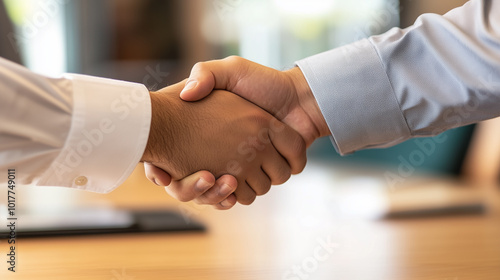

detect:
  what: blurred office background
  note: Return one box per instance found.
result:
[3,0,490,181]
[3,3,500,278]
[3,6,500,275]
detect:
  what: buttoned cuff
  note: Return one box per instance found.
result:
[296,39,411,155]
[36,74,151,193]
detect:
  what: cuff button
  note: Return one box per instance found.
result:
[75,176,88,186]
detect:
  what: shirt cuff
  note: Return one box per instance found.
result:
[36,74,151,193]
[296,38,411,155]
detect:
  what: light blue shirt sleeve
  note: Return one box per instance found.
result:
[296,0,500,155]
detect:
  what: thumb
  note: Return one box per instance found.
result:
[144,162,173,186]
[180,56,246,101]
[180,62,217,101]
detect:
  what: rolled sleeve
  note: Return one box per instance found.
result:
[296,39,411,155]
[36,74,151,193]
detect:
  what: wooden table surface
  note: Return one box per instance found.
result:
[2,162,500,280]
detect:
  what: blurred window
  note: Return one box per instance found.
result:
[4,0,67,76]
[203,0,398,68]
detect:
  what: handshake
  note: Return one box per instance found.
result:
[141,57,330,209]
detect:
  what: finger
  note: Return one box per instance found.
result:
[180,56,246,101]
[261,150,292,186]
[180,63,216,101]
[144,162,172,186]
[233,180,257,205]
[269,123,307,174]
[164,171,216,202]
[193,174,237,205]
[245,168,272,196]
[213,194,237,210]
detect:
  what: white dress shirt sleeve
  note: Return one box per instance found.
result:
[296,0,500,155]
[0,57,151,193]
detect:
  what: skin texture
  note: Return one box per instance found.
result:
[142,81,306,206]
[144,162,239,210]
[180,56,330,146]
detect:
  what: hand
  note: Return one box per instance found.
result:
[146,57,326,209]
[144,163,238,210]
[179,56,331,147]
[141,80,306,205]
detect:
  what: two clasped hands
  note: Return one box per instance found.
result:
[140,57,330,210]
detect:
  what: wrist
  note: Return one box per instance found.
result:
[141,91,175,163]
[285,67,330,140]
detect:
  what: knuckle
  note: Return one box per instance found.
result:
[192,61,205,70]
[255,183,271,196]
[297,137,307,157]
[237,194,256,205]
[214,204,231,210]
[192,196,209,205]
[293,134,307,157]
[296,156,307,174]
[202,195,222,205]
[291,137,307,174]
[292,156,307,175]
[192,61,211,75]
[176,193,193,203]
[273,165,291,185]
[277,172,292,185]
[224,55,242,65]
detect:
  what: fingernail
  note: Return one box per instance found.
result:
[152,177,159,186]
[220,199,233,208]
[181,80,197,95]
[218,184,233,197]
[195,178,211,193]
